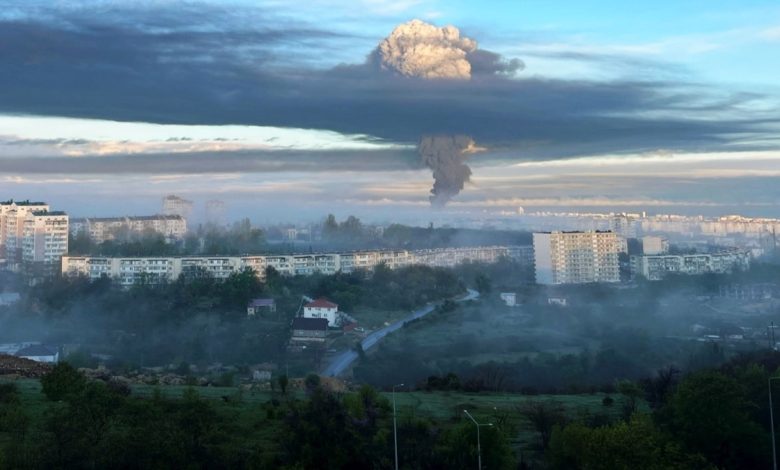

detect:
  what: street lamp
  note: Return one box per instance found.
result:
[393,383,404,470]
[770,377,780,470]
[464,409,493,470]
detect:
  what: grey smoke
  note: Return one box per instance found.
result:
[419,135,479,207]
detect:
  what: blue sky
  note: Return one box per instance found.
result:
[0,0,779,221]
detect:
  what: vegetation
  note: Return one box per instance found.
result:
[3,350,780,468]
[1,263,462,369]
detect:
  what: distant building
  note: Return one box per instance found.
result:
[62,245,530,286]
[303,298,339,327]
[247,298,276,316]
[499,292,517,307]
[610,214,639,239]
[162,195,193,219]
[1,200,50,269]
[0,292,21,307]
[547,297,569,307]
[71,215,187,243]
[641,236,669,255]
[15,344,59,363]
[290,318,329,344]
[532,231,622,285]
[630,249,751,281]
[22,211,69,274]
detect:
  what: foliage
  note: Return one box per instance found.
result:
[40,362,87,401]
[548,414,705,470]
[520,400,568,449]
[660,370,767,469]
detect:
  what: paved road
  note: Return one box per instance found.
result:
[322,288,479,377]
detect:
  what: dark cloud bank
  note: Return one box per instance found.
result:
[0,3,778,205]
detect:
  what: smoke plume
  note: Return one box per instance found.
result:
[375,19,477,80]
[373,19,524,80]
[419,135,481,207]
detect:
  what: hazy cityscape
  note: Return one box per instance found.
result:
[3,1,780,469]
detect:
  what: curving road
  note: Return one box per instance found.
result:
[322,288,479,377]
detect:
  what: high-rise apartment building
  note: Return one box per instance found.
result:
[162,195,193,219]
[533,231,622,285]
[22,211,69,272]
[1,200,51,268]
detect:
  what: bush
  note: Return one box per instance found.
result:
[40,362,87,401]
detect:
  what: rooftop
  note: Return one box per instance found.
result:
[291,317,328,331]
[248,298,275,308]
[15,345,58,357]
[305,298,338,309]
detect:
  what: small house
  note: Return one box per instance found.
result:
[291,318,329,343]
[303,298,338,327]
[547,297,568,307]
[247,298,276,316]
[15,344,59,363]
[500,292,517,307]
[0,293,20,307]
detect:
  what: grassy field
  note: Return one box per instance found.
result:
[2,377,628,460]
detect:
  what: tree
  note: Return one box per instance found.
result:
[548,414,703,470]
[277,374,289,396]
[661,371,767,469]
[436,421,515,470]
[616,380,643,420]
[520,400,568,449]
[475,272,492,294]
[40,362,87,401]
[322,214,339,239]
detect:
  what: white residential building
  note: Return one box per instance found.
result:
[162,195,193,219]
[22,211,69,271]
[532,231,622,285]
[1,200,50,267]
[303,298,339,327]
[61,245,532,286]
[641,236,669,255]
[71,215,187,243]
[630,250,751,281]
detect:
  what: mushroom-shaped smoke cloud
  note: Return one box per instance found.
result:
[419,135,483,207]
[375,19,523,80]
[376,20,519,206]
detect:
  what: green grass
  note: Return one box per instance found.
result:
[351,307,409,330]
[2,377,631,462]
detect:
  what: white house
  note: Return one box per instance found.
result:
[0,292,21,307]
[15,344,59,363]
[303,298,339,327]
[500,292,517,307]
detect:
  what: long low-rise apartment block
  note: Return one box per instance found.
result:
[62,245,533,286]
[630,249,751,281]
[70,215,187,243]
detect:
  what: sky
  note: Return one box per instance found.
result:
[1,0,779,222]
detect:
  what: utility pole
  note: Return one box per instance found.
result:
[769,377,780,470]
[392,383,404,470]
[464,409,493,470]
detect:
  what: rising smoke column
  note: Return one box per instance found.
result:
[419,135,481,207]
[375,20,517,206]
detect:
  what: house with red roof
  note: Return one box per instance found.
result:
[303,298,339,327]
